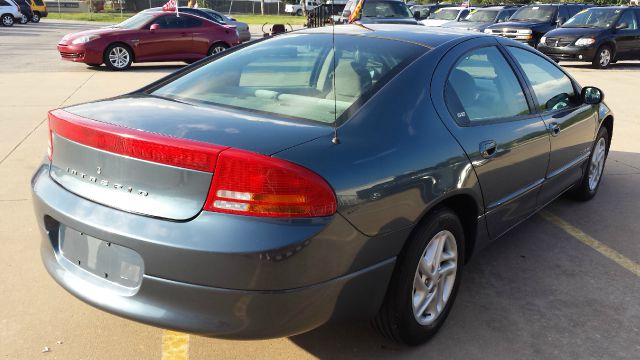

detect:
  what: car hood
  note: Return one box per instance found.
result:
[443,21,490,31]
[487,20,546,30]
[59,27,128,44]
[359,17,418,25]
[62,95,334,156]
[420,19,454,27]
[545,27,605,38]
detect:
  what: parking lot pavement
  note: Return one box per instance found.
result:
[1,20,639,359]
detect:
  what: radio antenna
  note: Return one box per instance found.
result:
[331,0,340,144]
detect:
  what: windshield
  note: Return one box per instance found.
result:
[429,8,460,21]
[563,8,621,29]
[113,13,155,29]
[361,1,413,19]
[152,34,424,124]
[462,9,498,22]
[510,6,555,22]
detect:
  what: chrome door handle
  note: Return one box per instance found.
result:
[479,140,497,159]
[549,122,561,136]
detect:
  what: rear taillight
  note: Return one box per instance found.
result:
[47,122,53,161]
[204,149,336,218]
[48,109,336,218]
[48,110,226,172]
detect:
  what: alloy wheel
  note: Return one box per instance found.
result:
[108,46,130,69]
[411,230,458,326]
[32,14,39,22]
[210,46,226,55]
[599,49,611,68]
[588,137,607,191]
[2,15,13,26]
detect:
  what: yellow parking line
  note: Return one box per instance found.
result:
[540,210,640,277]
[161,331,189,360]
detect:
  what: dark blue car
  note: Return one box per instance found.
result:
[32,25,613,345]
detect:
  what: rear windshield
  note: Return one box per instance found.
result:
[463,9,498,22]
[429,8,460,21]
[511,6,556,22]
[361,1,413,19]
[152,34,425,124]
[563,8,622,29]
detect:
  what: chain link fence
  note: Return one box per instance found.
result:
[44,0,290,15]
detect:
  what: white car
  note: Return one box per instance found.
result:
[420,6,474,27]
[285,0,321,16]
[0,0,25,27]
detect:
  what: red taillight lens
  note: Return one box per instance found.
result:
[204,149,337,218]
[48,110,227,172]
[47,122,53,161]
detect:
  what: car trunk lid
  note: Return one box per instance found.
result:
[48,95,333,220]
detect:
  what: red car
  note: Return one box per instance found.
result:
[57,11,240,70]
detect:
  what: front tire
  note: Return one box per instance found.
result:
[374,208,465,345]
[592,45,613,69]
[31,12,40,22]
[103,44,133,71]
[569,127,609,201]
[19,15,28,24]
[296,9,303,16]
[1,14,14,27]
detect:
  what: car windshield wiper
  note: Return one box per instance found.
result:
[564,24,595,28]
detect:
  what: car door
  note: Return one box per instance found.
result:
[504,44,599,207]
[136,15,193,61]
[186,15,210,57]
[431,37,550,239]
[613,10,639,59]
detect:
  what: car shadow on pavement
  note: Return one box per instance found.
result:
[89,64,186,73]
[288,151,640,360]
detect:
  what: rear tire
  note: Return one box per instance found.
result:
[207,42,229,56]
[103,44,133,71]
[374,207,465,345]
[592,45,613,69]
[569,127,609,201]
[296,9,303,16]
[19,15,28,24]
[1,14,14,27]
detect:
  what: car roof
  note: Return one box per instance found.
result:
[297,24,485,49]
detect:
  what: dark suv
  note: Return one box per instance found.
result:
[484,4,590,47]
[538,7,640,69]
[342,0,419,25]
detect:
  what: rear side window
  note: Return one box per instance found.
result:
[445,46,530,125]
[33,0,43,5]
[152,34,425,124]
[0,0,10,5]
[183,16,202,28]
[508,47,578,113]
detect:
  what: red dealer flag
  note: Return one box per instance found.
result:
[162,0,179,16]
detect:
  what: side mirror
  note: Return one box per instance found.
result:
[413,11,421,20]
[342,9,351,18]
[616,22,628,30]
[150,23,160,31]
[556,16,566,26]
[582,86,604,104]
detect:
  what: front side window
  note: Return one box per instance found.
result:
[617,10,638,30]
[152,34,425,124]
[508,47,578,113]
[445,46,530,124]
[33,0,44,5]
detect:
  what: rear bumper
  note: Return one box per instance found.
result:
[57,43,103,64]
[31,163,396,338]
[538,44,597,62]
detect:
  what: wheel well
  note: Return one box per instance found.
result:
[33,11,40,15]
[104,42,135,62]
[600,42,616,57]
[601,115,613,146]
[409,194,479,264]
